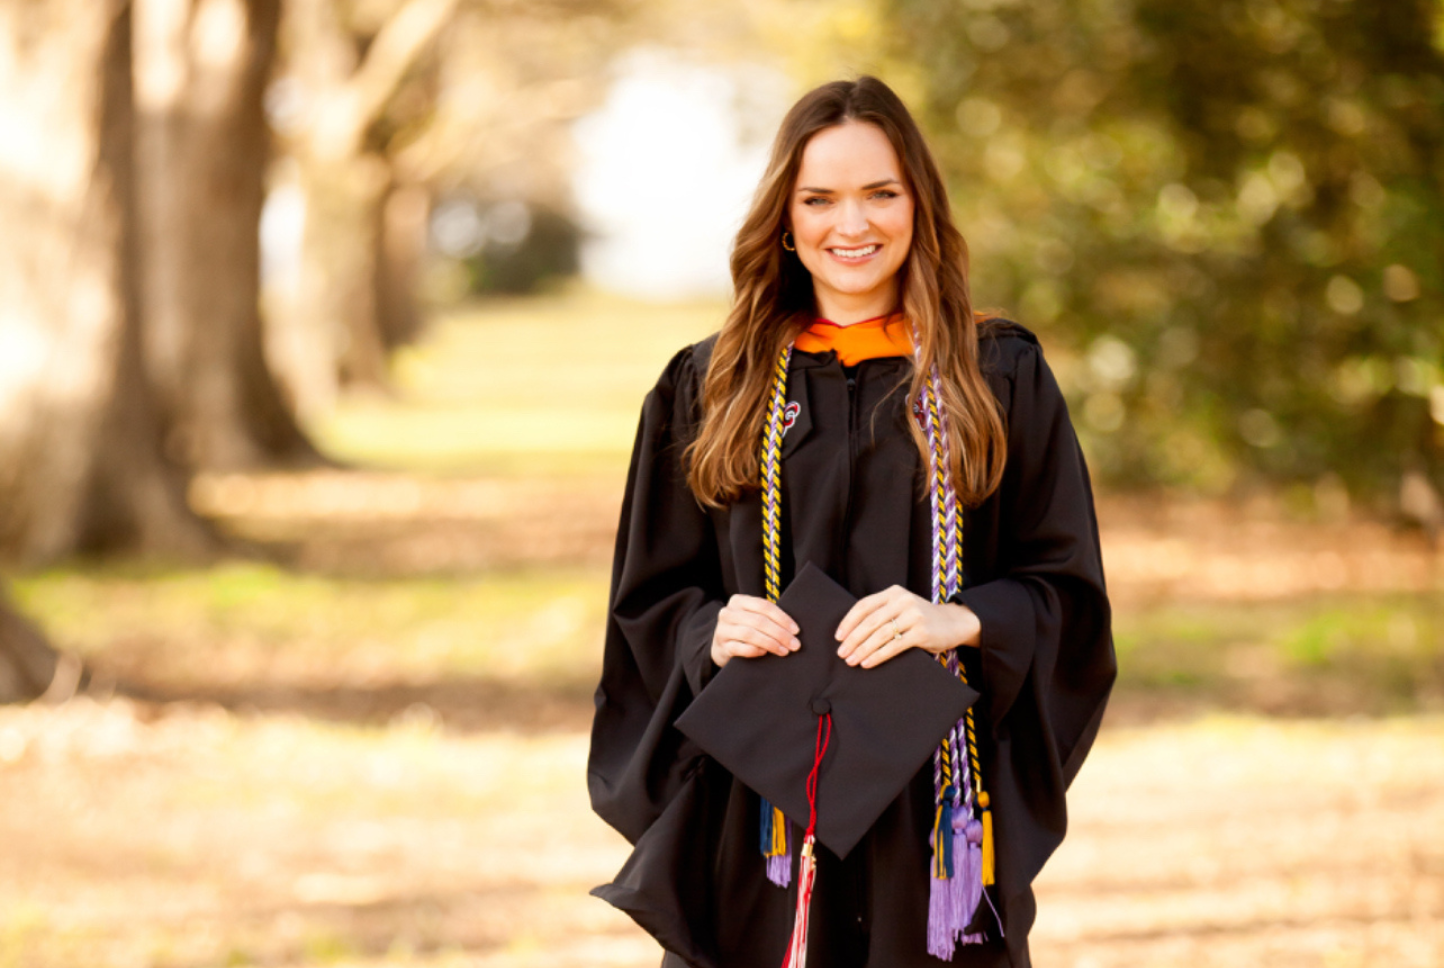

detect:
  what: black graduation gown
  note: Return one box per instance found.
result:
[587,320,1116,968]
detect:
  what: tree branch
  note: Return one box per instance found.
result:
[312,0,460,161]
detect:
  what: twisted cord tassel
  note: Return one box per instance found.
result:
[919,364,1001,957]
[759,345,794,887]
[932,367,995,890]
[781,712,832,968]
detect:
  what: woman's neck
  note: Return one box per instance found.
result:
[814,305,900,326]
[812,287,900,326]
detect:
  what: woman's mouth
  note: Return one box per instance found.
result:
[828,244,880,261]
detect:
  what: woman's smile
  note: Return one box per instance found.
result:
[827,243,881,261]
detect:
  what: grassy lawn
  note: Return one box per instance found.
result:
[312,289,726,477]
[10,564,1441,722]
[1111,592,1444,716]
[11,562,607,689]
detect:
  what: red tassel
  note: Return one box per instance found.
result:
[780,712,831,968]
[782,836,817,968]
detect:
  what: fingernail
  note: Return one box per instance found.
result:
[791,638,801,650]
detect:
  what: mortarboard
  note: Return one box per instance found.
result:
[675,561,980,861]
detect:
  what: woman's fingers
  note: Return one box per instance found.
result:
[725,641,772,660]
[723,621,791,655]
[733,595,802,647]
[713,594,801,664]
[835,588,890,641]
[728,595,800,641]
[855,629,915,669]
[836,586,910,659]
[843,612,907,667]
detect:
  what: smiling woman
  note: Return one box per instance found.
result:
[787,122,915,323]
[588,76,1115,968]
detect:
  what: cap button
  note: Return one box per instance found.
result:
[810,698,831,715]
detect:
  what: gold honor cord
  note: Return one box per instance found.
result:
[758,345,794,881]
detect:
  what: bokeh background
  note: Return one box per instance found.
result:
[1,1,1443,966]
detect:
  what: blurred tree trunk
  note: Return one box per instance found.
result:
[134,0,320,471]
[270,0,455,419]
[0,0,215,563]
[0,592,60,704]
[299,152,392,395]
[376,179,430,349]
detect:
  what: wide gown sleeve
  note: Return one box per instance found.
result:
[588,345,727,845]
[951,337,1117,897]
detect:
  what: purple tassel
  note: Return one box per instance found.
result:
[950,814,972,928]
[927,803,968,959]
[927,870,952,958]
[961,817,983,926]
[929,813,995,959]
[767,849,792,888]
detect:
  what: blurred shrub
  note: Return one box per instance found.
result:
[429,198,582,298]
[886,0,1444,511]
[465,206,582,295]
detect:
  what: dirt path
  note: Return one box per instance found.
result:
[1,700,1439,968]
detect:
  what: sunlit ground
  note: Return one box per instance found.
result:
[4,288,1442,967]
[1,701,1439,968]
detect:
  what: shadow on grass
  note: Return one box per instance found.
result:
[110,673,596,734]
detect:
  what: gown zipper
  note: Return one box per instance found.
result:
[839,366,860,588]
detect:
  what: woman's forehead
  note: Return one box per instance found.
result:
[794,122,904,191]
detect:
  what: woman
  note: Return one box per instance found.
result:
[588,76,1114,968]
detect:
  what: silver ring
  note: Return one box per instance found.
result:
[890,618,903,640]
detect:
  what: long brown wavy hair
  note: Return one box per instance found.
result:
[685,76,1008,509]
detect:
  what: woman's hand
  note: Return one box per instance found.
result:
[835,586,981,669]
[711,594,801,668]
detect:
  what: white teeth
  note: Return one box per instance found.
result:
[831,245,879,258]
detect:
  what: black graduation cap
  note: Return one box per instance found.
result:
[675,561,979,860]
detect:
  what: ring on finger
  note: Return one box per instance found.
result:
[889,617,904,640]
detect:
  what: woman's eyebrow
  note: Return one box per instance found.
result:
[795,178,902,194]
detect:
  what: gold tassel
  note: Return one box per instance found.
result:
[979,791,995,886]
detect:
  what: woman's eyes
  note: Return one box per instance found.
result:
[801,190,900,206]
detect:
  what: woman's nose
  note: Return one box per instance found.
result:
[835,199,869,236]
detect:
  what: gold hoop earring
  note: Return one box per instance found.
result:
[781,230,796,252]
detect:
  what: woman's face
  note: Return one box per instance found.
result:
[787,121,915,324]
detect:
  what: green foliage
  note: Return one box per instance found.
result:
[463,207,583,296]
[1112,592,1443,712]
[884,0,1444,504]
